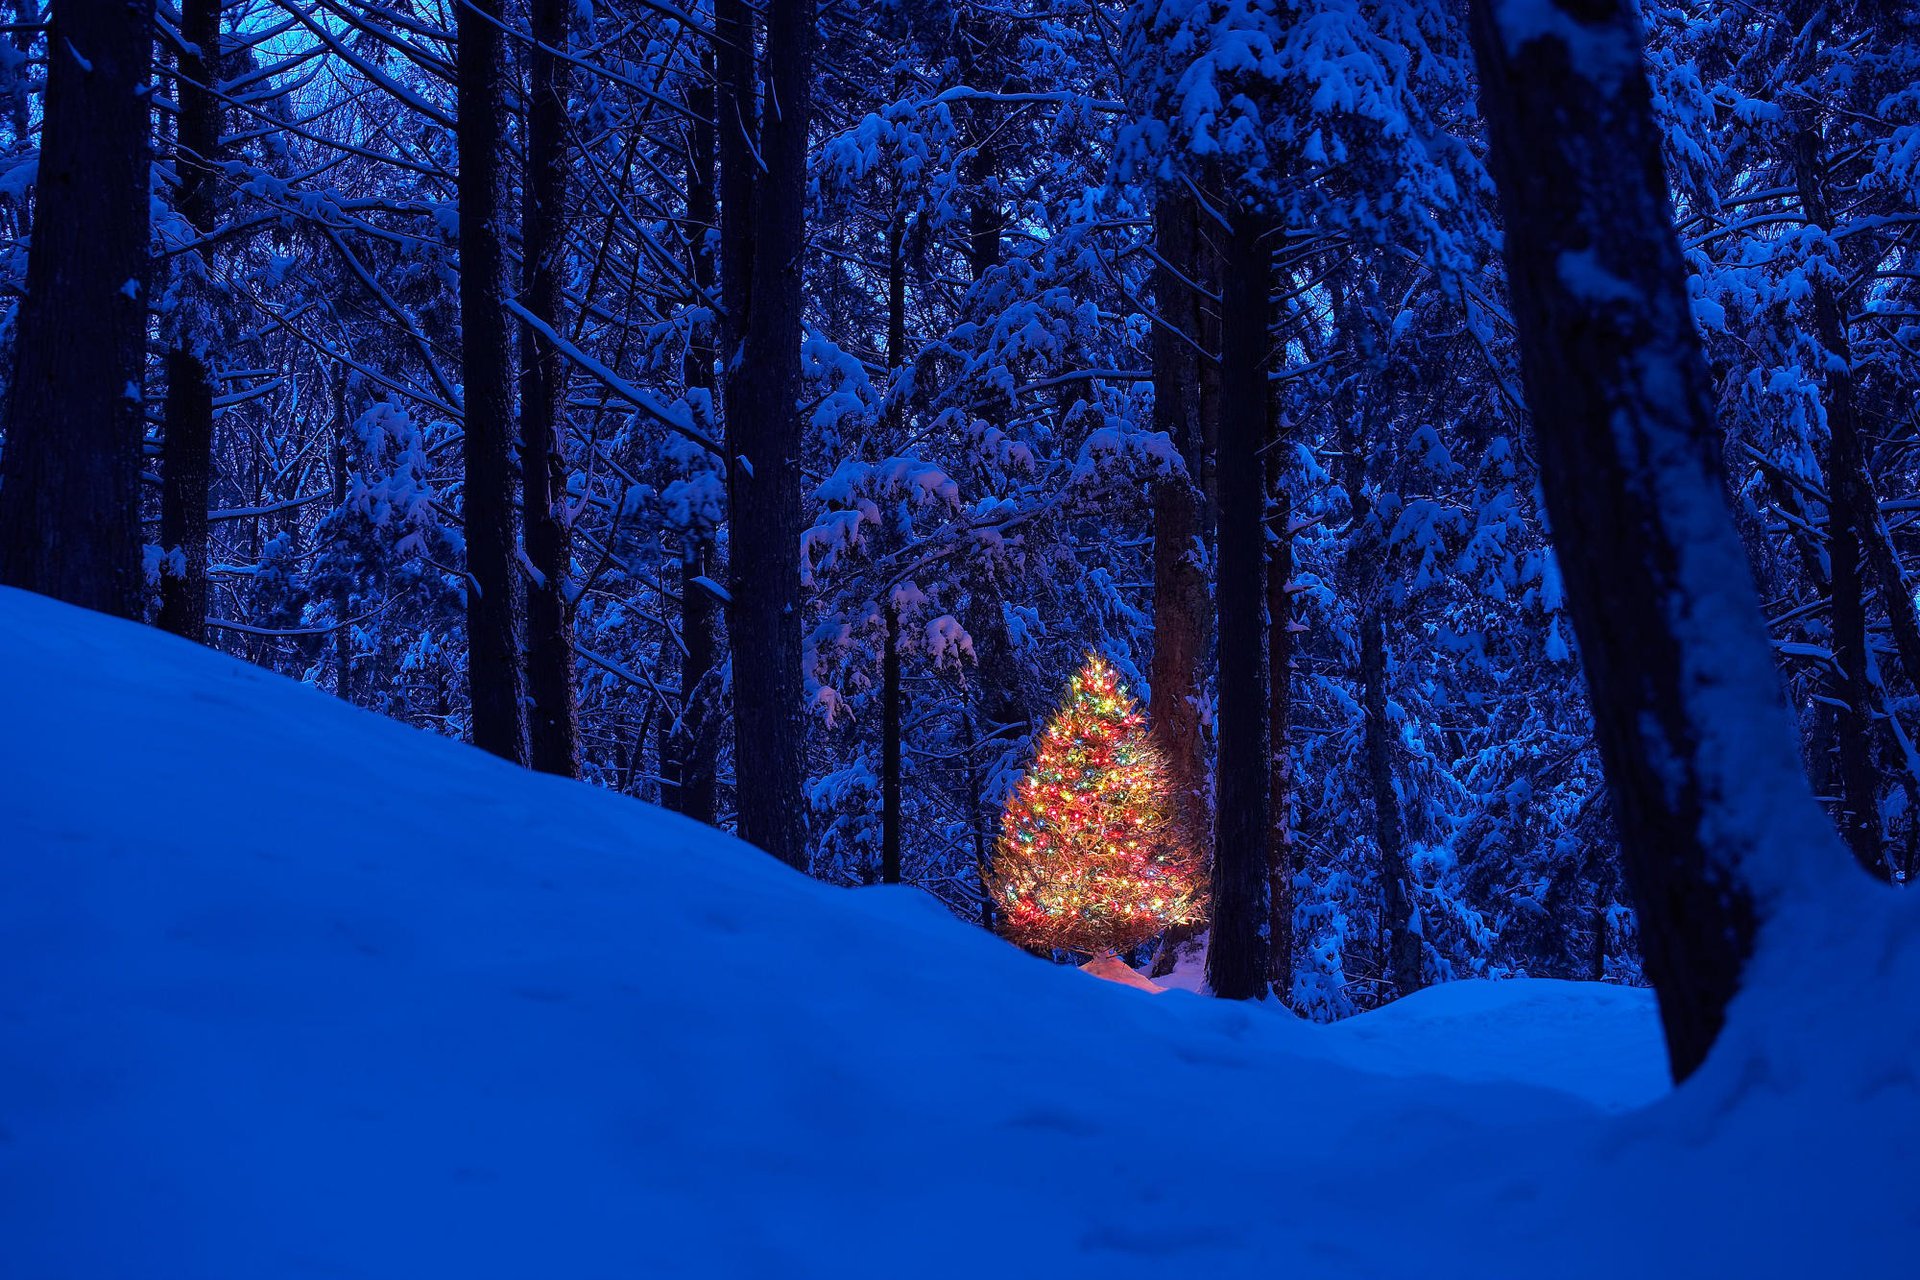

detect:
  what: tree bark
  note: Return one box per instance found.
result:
[456,0,530,764]
[1205,209,1272,1001]
[0,0,154,619]
[156,0,221,643]
[1468,0,1853,1080]
[663,61,722,825]
[714,0,755,341]
[724,0,812,869]
[331,375,353,700]
[1361,605,1422,995]
[1148,189,1213,978]
[1826,456,1879,870]
[520,0,580,777]
[1266,465,1297,1001]
[1791,124,1895,878]
[881,600,903,884]
[1148,190,1211,846]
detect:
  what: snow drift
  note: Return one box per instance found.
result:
[1,587,1915,1277]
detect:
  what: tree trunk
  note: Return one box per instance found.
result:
[0,0,154,618]
[331,376,353,700]
[881,600,903,884]
[876,197,911,885]
[520,0,579,778]
[661,54,722,825]
[1266,467,1297,1001]
[156,0,220,643]
[1469,0,1854,1080]
[1148,189,1212,978]
[1790,125,1896,878]
[1361,605,1422,995]
[1205,210,1271,1001]
[724,0,812,869]
[714,0,755,340]
[1148,190,1211,845]
[1827,464,1880,870]
[456,0,530,765]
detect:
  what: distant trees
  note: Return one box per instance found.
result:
[6,0,1915,1021]
[0,0,154,618]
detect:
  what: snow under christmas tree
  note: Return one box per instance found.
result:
[990,654,1206,956]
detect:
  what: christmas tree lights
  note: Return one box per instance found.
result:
[989,654,1206,955]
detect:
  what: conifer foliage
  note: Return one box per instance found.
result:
[991,655,1206,955]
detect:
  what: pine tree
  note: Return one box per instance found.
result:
[991,655,1206,955]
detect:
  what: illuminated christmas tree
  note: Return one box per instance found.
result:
[990,654,1206,955]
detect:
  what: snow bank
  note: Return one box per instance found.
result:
[1,588,1914,1277]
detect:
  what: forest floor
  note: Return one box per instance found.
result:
[2,585,1916,1278]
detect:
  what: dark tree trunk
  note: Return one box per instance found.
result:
[1469,0,1854,1080]
[881,601,903,884]
[456,0,530,765]
[724,0,812,869]
[886,206,908,388]
[714,0,755,341]
[1266,466,1297,1002]
[1827,467,1879,870]
[663,61,722,825]
[1361,605,1422,995]
[962,682,995,930]
[159,351,213,641]
[520,0,580,778]
[1148,190,1211,843]
[0,0,154,618]
[157,0,220,643]
[1791,126,1894,878]
[1148,189,1212,978]
[1205,210,1272,1001]
[876,199,910,884]
[959,85,1025,891]
[331,376,353,700]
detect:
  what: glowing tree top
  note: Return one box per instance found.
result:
[990,654,1206,955]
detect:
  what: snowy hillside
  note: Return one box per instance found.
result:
[2,587,1915,1278]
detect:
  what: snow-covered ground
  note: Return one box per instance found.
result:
[2,587,1915,1278]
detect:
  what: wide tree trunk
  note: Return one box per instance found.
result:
[1469,0,1855,1080]
[1205,210,1272,1001]
[1148,190,1211,847]
[1148,189,1213,978]
[156,0,221,643]
[0,0,154,618]
[456,0,530,764]
[723,0,812,870]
